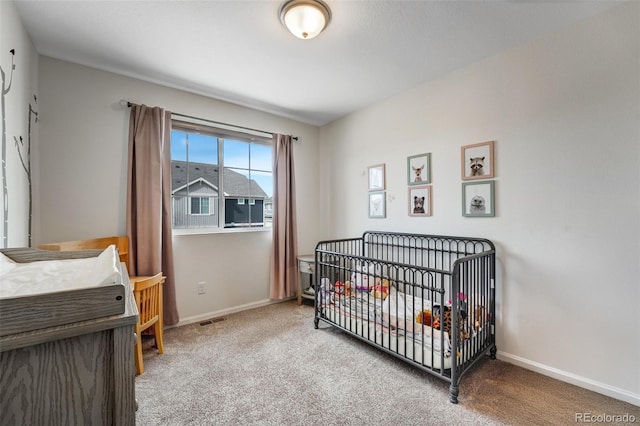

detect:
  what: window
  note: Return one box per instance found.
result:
[189,197,211,215]
[171,121,273,231]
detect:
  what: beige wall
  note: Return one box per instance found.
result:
[0,0,39,248]
[36,57,321,323]
[319,3,639,405]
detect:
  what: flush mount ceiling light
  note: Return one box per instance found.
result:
[279,0,332,40]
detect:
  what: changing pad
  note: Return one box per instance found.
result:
[0,246,125,337]
[0,245,120,299]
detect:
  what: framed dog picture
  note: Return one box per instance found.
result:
[407,153,431,185]
[462,181,495,217]
[368,191,386,218]
[368,164,386,191]
[461,141,494,180]
[408,185,431,217]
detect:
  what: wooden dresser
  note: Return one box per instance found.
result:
[0,261,138,426]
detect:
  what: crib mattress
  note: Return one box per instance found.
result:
[322,305,454,370]
[0,248,126,337]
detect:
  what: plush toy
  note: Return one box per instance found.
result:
[369,277,390,299]
[447,293,488,333]
[433,305,470,344]
[319,278,331,304]
[446,292,474,336]
[344,281,352,297]
[350,273,365,289]
[350,272,370,290]
[448,292,468,312]
[415,309,432,326]
[471,305,486,331]
[351,262,377,290]
[334,280,352,297]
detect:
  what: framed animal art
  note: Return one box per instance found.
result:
[368,163,386,191]
[407,153,431,185]
[461,141,494,180]
[462,181,495,217]
[368,191,386,218]
[408,185,432,217]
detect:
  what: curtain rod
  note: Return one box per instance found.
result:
[121,100,298,141]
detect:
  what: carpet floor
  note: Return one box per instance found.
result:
[135,301,639,425]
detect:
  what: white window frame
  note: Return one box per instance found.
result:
[171,120,273,235]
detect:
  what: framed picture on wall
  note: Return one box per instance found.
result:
[368,164,386,191]
[408,185,431,216]
[407,153,431,185]
[368,191,386,218]
[462,181,495,217]
[461,141,494,180]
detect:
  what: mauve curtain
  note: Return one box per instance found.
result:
[269,134,298,300]
[126,104,179,325]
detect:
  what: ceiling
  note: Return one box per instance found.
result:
[14,1,620,127]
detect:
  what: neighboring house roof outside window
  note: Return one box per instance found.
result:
[171,160,267,199]
[173,177,219,196]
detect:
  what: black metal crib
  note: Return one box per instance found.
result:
[314,231,497,403]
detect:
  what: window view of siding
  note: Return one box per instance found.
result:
[171,123,273,230]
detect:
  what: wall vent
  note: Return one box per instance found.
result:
[199,317,226,326]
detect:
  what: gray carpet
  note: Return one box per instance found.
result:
[135,301,639,425]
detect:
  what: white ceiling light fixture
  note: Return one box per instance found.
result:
[279,0,332,40]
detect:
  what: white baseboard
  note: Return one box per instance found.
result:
[171,297,295,328]
[498,351,640,407]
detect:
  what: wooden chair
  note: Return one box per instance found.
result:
[38,236,130,271]
[39,236,165,374]
[132,273,165,375]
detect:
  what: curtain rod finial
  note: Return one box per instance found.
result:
[119,99,131,108]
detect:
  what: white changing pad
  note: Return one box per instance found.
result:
[0,245,121,299]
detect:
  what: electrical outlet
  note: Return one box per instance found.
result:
[197,281,206,294]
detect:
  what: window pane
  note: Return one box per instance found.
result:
[224,139,249,169]
[224,168,250,228]
[188,134,218,165]
[250,144,272,172]
[171,130,188,161]
[191,197,201,214]
[171,132,219,229]
[252,170,273,228]
[251,170,273,199]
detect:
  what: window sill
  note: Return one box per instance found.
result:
[172,227,272,236]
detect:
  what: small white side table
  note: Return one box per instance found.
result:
[297,254,315,305]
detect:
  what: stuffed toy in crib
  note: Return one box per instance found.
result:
[319,278,331,304]
[333,280,352,297]
[432,305,471,345]
[350,262,377,290]
[471,305,487,331]
[370,277,390,299]
[416,309,433,326]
